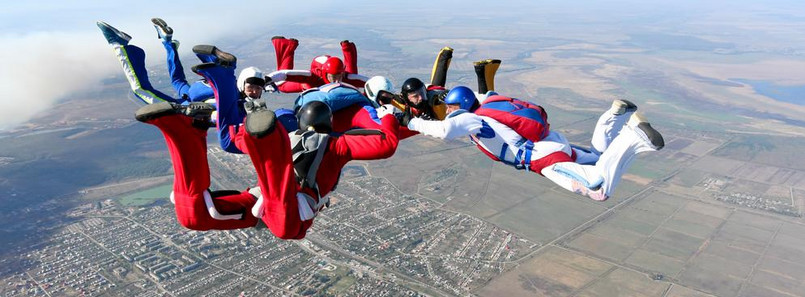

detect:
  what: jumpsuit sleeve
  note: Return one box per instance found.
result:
[334,115,400,160]
[407,113,483,140]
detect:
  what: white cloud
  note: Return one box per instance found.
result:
[0,1,331,131]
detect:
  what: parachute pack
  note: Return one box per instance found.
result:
[293,82,375,113]
[474,95,550,142]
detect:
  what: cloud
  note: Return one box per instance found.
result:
[0,1,331,131]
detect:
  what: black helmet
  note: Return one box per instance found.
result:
[297,101,333,133]
[400,77,427,108]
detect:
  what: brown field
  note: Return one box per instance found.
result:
[680,139,722,157]
[576,268,669,297]
[689,155,745,175]
[477,247,612,297]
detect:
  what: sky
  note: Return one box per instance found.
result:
[0,1,339,131]
[1,0,803,131]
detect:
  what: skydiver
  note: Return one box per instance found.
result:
[97,20,284,154]
[266,37,368,93]
[393,48,502,121]
[405,86,664,201]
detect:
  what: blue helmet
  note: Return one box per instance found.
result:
[443,86,477,111]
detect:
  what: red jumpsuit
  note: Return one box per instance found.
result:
[142,103,399,238]
[270,37,367,93]
[233,108,399,239]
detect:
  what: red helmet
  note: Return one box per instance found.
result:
[323,56,344,75]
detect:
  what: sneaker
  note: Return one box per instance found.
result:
[628,112,664,150]
[134,101,215,123]
[245,107,277,138]
[340,40,354,47]
[271,35,285,41]
[96,21,131,45]
[171,39,180,50]
[192,45,236,67]
[151,18,173,41]
[611,99,637,115]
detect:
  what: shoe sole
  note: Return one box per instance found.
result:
[628,113,665,150]
[636,122,665,150]
[150,18,173,35]
[245,110,277,138]
[183,102,216,117]
[96,21,132,43]
[135,102,176,122]
[190,62,218,74]
[192,45,237,66]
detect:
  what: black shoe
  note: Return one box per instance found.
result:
[628,112,664,150]
[135,102,178,123]
[135,102,216,123]
[191,62,218,75]
[192,45,236,67]
[244,101,276,138]
[271,35,285,40]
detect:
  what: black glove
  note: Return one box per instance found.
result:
[396,106,413,127]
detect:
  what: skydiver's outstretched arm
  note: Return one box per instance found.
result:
[430,47,453,87]
[407,112,484,140]
[474,59,501,94]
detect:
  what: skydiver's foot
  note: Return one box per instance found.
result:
[271,36,285,40]
[340,40,354,47]
[190,62,217,75]
[610,99,637,115]
[244,102,277,138]
[628,112,664,150]
[571,180,608,201]
[171,39,180,50]
[151,18,173,41]
[96,21,131,45]
[135,102,216,128]
[192,45,236,67]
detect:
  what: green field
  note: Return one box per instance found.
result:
[119,184,172,206]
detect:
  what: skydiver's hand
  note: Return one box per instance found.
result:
[434,91,448,104]
[261,76,277,93]
[376,104,401,119]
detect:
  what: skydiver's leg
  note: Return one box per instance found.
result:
[272,36,299,70]
[151,18,193,102]
[590,99,637,155]
[430,47,453,87]
[473,59,501,94]
[190,47,244,154]
[594,112,663,196]
[104,42,179,104]
[160,39,194,101]
[233,115,312,239]
[341,40,358,74]
[135,104,258,230]
[271,37,307,93]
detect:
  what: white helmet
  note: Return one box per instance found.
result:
[237,67,265,92]
[364,76,394,103]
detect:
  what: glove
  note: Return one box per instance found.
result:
[376,104,401,119]
[396,106,413,127]
[263,76,279,93]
